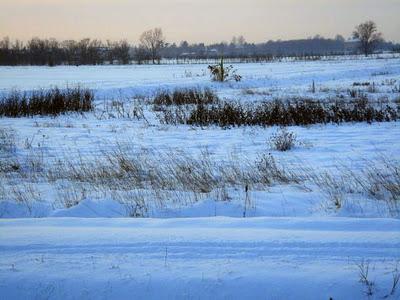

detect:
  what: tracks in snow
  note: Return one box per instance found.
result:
[1,217,399,262]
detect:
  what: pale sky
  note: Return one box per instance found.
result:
[1,0,399,43]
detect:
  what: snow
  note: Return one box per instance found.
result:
[1,217,399,299]
[0,118,398,219]
[1,57,399,101]
[1,57,400,299]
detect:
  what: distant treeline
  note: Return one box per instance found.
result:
[0,36,398,66]
[0,38,130,66]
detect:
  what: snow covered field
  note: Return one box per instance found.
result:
[1,217,399,299]
[1,56,399,101]
[1,57,400,299]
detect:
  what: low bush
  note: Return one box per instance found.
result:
[269,128,297,151]
[160,98,398,127]
[0,87,94,117]
[153,88,218,106]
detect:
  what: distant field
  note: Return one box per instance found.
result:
[0,56,399,299]
[1,56,399,100]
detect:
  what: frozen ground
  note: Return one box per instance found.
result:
[0,117,399,219]
[0,57,400,299]
[1,56,399,101]
[1,217,399,299]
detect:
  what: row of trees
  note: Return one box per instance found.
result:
[0,37,131,66]
[0,22,395,66]
[0,28,165,66]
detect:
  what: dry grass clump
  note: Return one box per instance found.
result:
[155,105,191,125]
[95,98,147,121]
[55,182,88,209]
[311,171,347,210]
[40,147,302,216]
[2,130,398,217]
[0,159,20,174]
[45,146,299,196]
[2,144,399,217]
[255,154,301,185]
[153,88,218,106]
[159,98,398,127]
[269,127,297,151]
[0,87,93,117]
[356,157,400,208]
[9,183,42,215]
[310,156,400,215]
[112,189,149,217]
[0,127,20,174]
[0,127,16,153]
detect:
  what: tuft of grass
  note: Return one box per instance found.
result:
[0,127,16,154]
[10,183,42,215]
[269,127,297,151]
[312,171,346,210]
[310,155,400,215]
[55,182,87,209]
[255,153,300,185]
[113,189,149,217]
[0,127,20,174]
[357,260,375,297]
[45,146,300,198]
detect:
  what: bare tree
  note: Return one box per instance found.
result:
[139,28,165,64]
[108,40,131,64]
[134,46,150,65]
[353,21,383,56]
[115,40,131,64]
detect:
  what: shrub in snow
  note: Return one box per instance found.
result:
[0,87,94,117]
[269,127,297,151]
[161,98,398,127]
[208,57,241,82]
[153,88,218,106]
